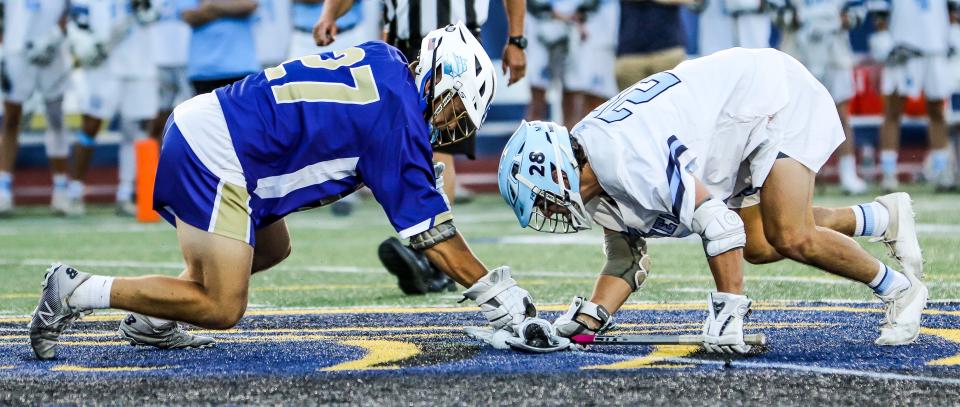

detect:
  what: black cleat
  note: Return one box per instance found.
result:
[378,238,431,295]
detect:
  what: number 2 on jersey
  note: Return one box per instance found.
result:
[594,72,681,123]
[265,47,381,105]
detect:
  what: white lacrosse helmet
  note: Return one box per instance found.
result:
[415,22,497,147]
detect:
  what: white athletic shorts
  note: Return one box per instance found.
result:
[157,66,191,111]
[882,54,954,100]
[0,50,71,103]
[727,53,845,208]
[565,1,620,98]
[525,15,572,90]
[79,66,159,121]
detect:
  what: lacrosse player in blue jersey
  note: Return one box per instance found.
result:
[28,23,566,360]
[498,48,927,353]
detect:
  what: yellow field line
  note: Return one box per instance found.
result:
[1,303,956,324]
[321,340,421,372]
[583,345,700,370]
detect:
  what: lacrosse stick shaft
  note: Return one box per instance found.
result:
[571,333,767,346]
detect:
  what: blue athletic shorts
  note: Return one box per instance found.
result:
[154,120,256,245]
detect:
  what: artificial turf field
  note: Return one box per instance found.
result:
[1,186,960,405]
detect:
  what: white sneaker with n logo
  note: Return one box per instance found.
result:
[28,263,91,360]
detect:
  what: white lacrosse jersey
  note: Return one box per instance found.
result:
[150,0,191,68]
[791,0,845,28]
[253,0,292,66]
[74,0,156,78]
[572,48,791,238]
[887,0,951,53]
[2,0,68,54]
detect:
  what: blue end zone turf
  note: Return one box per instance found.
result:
[1,302,959,381]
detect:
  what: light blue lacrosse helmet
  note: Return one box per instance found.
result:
[497,120,592,233]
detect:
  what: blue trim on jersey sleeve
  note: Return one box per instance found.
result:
[665,135,688,219]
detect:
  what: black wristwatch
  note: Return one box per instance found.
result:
[507,35,528,50]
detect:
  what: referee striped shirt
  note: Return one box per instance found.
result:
[384,0,490,46]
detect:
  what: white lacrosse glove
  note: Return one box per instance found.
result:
[702,292,752,354]
[433,162,450,208]
[461,266,536,331]
[25,27,64,66]
[553,296,613,337]
[465,318,572,353]
[868,30,895,64]
[67,22,108,67]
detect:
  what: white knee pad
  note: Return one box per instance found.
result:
[691,198,746,257]
[43,98,69,158]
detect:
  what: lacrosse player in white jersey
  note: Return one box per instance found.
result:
[777,0,868,194]
[499,48,928,352]
[148,0,192,142]
[697,0,772,55]
[0,0,72,215]
[869,0,959,191]
[66,0,160,216]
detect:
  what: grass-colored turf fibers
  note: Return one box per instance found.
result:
[1,185,958,314]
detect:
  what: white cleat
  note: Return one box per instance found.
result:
[119,313,215,349]
[115,200,136,217]
[874,192,924,280]
[0,192,13,216]
[50,187,69,215]
[28,263,91,360]
[875,272,928,346]
[841,175,868,195]
[64,196,86,217]
[880,175,899,192]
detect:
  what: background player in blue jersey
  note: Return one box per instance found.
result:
[27,23,565,359]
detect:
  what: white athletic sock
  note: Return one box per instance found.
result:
[839,154,858,179]
[52,174,68,189]
[880,150,898,179]
[850,201,889,237]
[67,275,115,310]
[67,180,85,200]
[868,262,910,296]
[930,148,950,179]
[116,139,135,202]
[0,172,11,192]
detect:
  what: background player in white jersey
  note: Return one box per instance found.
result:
[148,0,192,141]
[289,0,378,58]
[777,0,868,194]
[66,0,160,216]
[499,48,928,350]
[0,0,72,215]
[525,0,582,128]
[696,0,772,54]
[526,0,619,128]
[564,0,619,114]
[253,0,292,67]
[868,0,959,191]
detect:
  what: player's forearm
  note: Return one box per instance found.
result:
[181,5,221,27]
[504,0,526,37]
[423,233,488,287]
[317,0,354,21]
[207,0,258,17]
[706,249,745,294]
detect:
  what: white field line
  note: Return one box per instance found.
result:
[671,357,960,386]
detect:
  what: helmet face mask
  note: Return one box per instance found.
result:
[497,121,593,234]
[416,22,495,148]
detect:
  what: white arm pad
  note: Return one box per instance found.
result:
[690,198,746,257]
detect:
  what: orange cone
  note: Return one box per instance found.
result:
[135,138,161,223]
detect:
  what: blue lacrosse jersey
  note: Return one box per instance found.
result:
[214,41,450,238]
